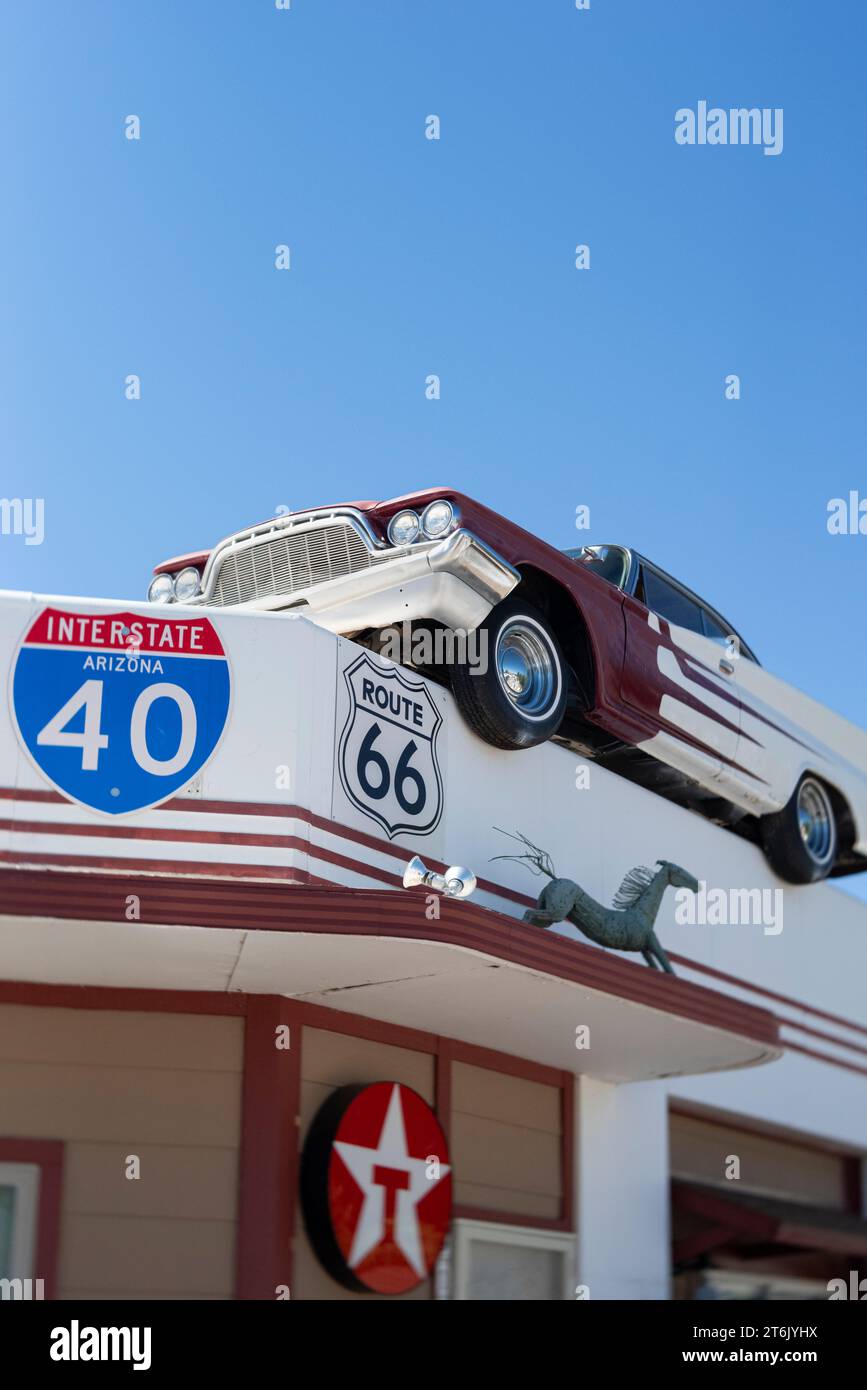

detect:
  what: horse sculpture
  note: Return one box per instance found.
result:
[493,830,699,974]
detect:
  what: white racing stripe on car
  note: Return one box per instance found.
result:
[658,693,728,750]
[636,728,726,783]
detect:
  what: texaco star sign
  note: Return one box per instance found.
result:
[300,1081,452,1293]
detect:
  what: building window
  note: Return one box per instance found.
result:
[0,1163,40,1281]
[447,1219,574,1300]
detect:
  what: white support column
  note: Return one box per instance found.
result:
[574,1075,671,1300]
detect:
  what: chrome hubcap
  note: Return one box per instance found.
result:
[495,620,558,718]
[797,778,835,866]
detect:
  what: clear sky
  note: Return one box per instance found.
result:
[2,2,866,880]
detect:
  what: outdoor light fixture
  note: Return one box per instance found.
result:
[402,854,477,899]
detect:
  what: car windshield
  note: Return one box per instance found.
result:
[565,544,630,590]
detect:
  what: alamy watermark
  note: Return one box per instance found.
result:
[675,102,783,157]
[827,491,867,535]
[674,880,783,936]
[0,497,44,545]
[828,1271,867,1299]
[0,1277,44,1299]
[377,621,488,674]
[50,1321,151,1371]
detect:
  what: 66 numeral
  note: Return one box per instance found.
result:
[356,722,426,815]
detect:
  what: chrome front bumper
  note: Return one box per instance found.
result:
[427,529,520,608]
[302,527,520,633]
[191,512,519,633]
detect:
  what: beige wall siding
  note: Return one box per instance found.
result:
[300,1027,435,1098]
[670,1112,847,1210]
[450,1062,562,1220]
[2,1006,568,1301]
[0,1004,243,1299]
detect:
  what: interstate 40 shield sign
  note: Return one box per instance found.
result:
[10,607,231,815]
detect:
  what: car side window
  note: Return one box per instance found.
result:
[568,545,629,589]
[702,608,755,663]
[701,608,733,646]
[641,568,704,636]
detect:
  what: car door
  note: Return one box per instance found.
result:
[719,639,821,810]
[620,563,742,786]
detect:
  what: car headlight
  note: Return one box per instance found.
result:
[421,499,458,539]
[387,509,421,546]
[148,573,175,604]
[173,566,202,602]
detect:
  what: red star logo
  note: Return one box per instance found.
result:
[304,1081,452,1294]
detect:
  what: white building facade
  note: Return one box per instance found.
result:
[0,594,864,1300]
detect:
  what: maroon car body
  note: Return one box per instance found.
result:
[149,487,866,883]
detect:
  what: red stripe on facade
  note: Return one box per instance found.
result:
[1,788,864,1045]
[0,786,532,907]
[0,821,402,889]
[668,952,867,1041]
[782,1039,867,1081]
[0,848,318,883]
[0,871,780,1050]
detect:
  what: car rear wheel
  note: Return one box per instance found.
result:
[760,774,838,883]
[450,596,568,750]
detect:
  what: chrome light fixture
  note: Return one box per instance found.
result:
[421,498,458,539]
[387,509,421,546]
[147,573,175,604]
[403,854,477,899]
[173,566,202,602]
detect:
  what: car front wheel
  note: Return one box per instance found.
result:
[449,597,568,750]
[760,774,838,883]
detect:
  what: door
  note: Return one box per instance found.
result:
[620,563,741,785]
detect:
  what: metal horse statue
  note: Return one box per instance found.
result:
[494,830,699,974]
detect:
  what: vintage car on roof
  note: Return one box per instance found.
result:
[149,488,867,884]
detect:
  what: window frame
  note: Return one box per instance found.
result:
[0,1162,40,1280]
[634,556,759,664]
[449,1217,576,1301]
[640,565,705,637]
[565,544,632,591]
[0,1139,63,1298]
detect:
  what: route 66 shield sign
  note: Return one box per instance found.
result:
[337,651,444,839]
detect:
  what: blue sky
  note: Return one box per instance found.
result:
[1,5,864,734]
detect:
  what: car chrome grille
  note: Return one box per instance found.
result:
[209,521,388,607]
